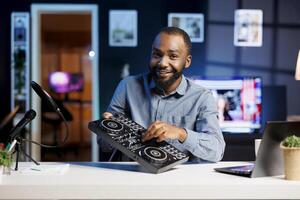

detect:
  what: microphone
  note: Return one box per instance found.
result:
[6,109,36,153]
[9,109,36,140]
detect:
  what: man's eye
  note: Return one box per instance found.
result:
[152,52,161,58]
[170,54,178,59]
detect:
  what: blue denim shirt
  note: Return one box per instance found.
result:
[101,73,225,162]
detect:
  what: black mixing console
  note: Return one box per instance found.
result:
[88,114,189,173]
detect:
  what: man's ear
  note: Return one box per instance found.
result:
[185,55,192,69]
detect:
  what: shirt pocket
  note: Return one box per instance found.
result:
[167,115,195,130]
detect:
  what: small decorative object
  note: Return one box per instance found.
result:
[280,135,300,180]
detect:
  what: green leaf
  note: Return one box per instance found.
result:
[282,135,300,148]
[0,149,13,167]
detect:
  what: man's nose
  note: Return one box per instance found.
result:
[158,56,169,67]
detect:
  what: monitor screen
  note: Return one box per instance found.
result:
[190,76,262,133]
[49,72,84,93]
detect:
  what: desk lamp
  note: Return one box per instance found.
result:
[296,50,300,80]
[288,51,300,122]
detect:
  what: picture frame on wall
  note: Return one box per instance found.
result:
[168,13,204,43]
[109,10,138,47]
[234,9,263,47]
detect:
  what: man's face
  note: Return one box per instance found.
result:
[149,33,191,89]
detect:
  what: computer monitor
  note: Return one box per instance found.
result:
[190,76,262,133]
[49,71,84,93]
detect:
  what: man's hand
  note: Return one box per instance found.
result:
[102,112,113,119]
[142,120,187,143]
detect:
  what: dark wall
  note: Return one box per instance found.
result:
[204,0,300,118]
[1,0,300,122]
[0,0,207,119]
[99,0,207,113]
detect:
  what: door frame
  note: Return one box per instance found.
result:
[31,4,99,161]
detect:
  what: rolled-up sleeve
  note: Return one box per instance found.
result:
[107,79,128,115]
[181,92,226,162]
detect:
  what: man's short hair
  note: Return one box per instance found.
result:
[158,27,192,55]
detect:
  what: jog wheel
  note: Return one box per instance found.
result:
[141,147,167,164]
[101,119,123,136]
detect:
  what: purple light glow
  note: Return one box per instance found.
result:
[49,71,84,93]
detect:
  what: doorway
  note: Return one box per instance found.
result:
[31,4,99,161]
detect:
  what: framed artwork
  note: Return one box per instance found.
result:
[234,9,263,47]
[109,10,138,47]
[168,13,204,43]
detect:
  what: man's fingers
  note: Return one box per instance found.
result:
[146,120,162,132]
[144,122,163,140]
[142,131,154,142]
[143,124,165,142]
[102,112,113,119]
[152,126,166,138]
[156,133,166,142]
[146,121,163,135]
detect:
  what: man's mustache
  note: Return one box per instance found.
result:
[153,66,177,74]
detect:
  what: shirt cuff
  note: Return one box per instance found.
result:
[181,128,197,151]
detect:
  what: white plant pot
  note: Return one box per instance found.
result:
[0,165,3,182]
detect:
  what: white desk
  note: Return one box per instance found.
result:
[1,161,300,199]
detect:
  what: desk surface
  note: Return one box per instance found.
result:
[1,161,300,199]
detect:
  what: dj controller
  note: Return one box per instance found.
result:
[88,114,189,173]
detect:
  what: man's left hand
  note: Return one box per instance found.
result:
[142,120,187,143]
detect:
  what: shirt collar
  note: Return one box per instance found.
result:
[148,74,187,96]
[176,75,187,96]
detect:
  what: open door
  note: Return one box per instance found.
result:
[31,4,99,161]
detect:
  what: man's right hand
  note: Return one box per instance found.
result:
[102,112,113,119]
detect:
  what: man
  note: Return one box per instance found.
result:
[100,27,225,162]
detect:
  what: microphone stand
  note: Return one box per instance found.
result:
[14,136,40,171]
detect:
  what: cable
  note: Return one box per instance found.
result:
[22,108,69,148]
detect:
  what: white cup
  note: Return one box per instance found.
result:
[255,139,262,157]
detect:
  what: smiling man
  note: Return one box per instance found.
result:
[100,27,225,162]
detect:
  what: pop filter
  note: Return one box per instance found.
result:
[31,81,59,112]
[30,81,69,147]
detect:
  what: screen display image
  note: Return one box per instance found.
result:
[49,72,84,93]
[190,77,262,133]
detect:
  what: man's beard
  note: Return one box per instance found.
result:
[150,66,182,90]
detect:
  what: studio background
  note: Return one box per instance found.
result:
[1,0,300,161]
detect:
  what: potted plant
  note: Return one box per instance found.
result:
[0,143,13,175]
[280,135,300,180]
